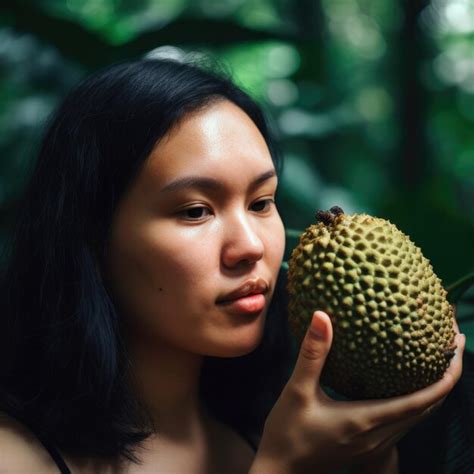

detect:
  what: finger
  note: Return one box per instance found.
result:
[347,332,465,427]
[354,430,406,466]
[287,311,333,399]
[443,332,465,381]
[419,396,445,419]
[366,395,440,446]
[355,397,443,459]
[349,392,446,460]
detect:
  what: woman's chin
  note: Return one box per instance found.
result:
[205,332,264,358]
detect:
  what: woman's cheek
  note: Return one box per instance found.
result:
[270,215,286,261]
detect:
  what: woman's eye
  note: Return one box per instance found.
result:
[251,199,274,212]
[179,206,211,220]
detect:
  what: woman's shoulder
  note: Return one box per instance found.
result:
[0,412,59,473]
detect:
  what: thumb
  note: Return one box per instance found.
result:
[288,311,333,397]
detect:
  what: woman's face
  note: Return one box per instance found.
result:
[105,99,285,357]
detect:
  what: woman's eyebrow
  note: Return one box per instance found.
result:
[160,168,277,194]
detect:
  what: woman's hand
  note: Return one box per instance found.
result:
[250,310,465,474]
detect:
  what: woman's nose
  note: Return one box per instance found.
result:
[221,214,264,269]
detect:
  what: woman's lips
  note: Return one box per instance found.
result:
[216,277,269,303]
[217,293,266,314]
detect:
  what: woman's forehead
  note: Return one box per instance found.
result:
[141,100,274,189]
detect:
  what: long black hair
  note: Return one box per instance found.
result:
[0,57,294,463]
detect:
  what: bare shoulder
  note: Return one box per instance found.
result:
[0,412,58,473]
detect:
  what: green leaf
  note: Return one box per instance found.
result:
[285,228,303,239]
[447,272,474,304]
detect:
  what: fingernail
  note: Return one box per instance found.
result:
[309,311,326,339]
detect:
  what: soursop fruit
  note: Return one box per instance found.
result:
[287,206,456,399]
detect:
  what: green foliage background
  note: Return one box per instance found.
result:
[1,0,473,346]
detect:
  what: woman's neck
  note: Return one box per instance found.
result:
[126,332,207,440]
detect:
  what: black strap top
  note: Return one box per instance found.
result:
[29,431,71,474]
[0,409,71,474]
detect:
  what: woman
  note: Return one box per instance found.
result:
[0,57,465,473]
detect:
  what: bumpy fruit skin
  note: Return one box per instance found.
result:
[287,211,456,399]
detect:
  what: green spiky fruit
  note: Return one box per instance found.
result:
[287,206,456,399]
